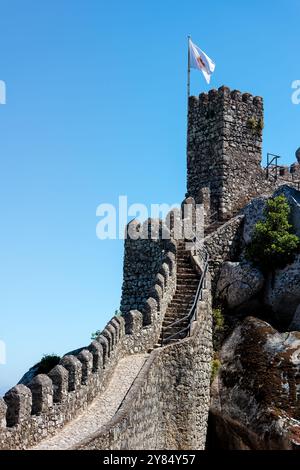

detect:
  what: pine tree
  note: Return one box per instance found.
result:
[247,195,300,271]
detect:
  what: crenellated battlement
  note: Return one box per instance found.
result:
[0,227,179,449]
[190,86,263,108]
[3,84,298,450]
[187,85,271,223]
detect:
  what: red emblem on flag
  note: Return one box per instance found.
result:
[197,55,206,69]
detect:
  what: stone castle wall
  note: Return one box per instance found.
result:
[3,84,298,450]
[120,219,177,317]
[204,215,245,290]
[0,228,178,450]
[187,86,300,223]
[74,282,212,450]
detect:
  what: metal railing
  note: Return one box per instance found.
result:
[161,244,209,346]
[266,153,281,180]
[265,153,300,191]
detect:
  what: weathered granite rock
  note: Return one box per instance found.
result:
[18,363,39,386]
[217,261,264,308]
[289,304,300,331]
[264,254,300,326]
[210,317,300,450]
[241,186,300,246]
[242,196,268,244]
[0,398,7,428]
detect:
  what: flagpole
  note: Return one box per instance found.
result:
[187,35,191,99]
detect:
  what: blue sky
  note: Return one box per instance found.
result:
[0,0,299,394]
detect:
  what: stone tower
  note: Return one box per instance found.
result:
[187,86,266,223]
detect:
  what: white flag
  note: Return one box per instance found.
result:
[189,39,215,84]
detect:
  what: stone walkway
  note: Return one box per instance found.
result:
[32,354,149,450]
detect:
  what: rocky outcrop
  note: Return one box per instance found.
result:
[210,317,300,450]
[18,364,39,387]
[241,186,300,246]
[242,196,268,244]
[264,255,300,326]
[216,261,264,309]
[289,304,300,331]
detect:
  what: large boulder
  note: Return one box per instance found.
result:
[210,317,300,450]
[241,196,268,244]
[264,254,300,326]
[289,304,300,331]
[241,186,300,244]
[274,185,300,238]
[217,261,264,309]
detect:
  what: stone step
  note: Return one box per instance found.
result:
[170,303,193,308]
[177,272,199,277]
[175,288,198,293]
[165,311,191,318]
[163,313,190,320]
[169,297,194,303]
[174,291,197,296]
[163,317,189,324]
[171,302,194,307]
[164,310,191,318]
[161,338,181,344]
[173,291,196,295]
[167,303,193,310]
[176,282,198,287]
[177,265,197,270]
[163,327,188,335]
[172,294,196,299]
[163,321,189,328]
[163,314,189,322]
[174,287,197,292]
[165,313,190,319]
[164,313,189,320]
[178,274,198,278]
[176,261,193,266]
[176,280,199,286]
[170,301,194,307]
[160,331,187,342]
[177,271,199,277]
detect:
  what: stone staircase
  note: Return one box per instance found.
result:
[159,241,200,345]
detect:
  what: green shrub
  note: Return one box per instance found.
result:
[257,118,264,131]
[91,329,101,340]
[212,307,226,352]
[211,358,221,383]
[247,116,264,134]
[246,195,300,272]
[213,308,224,331]
[247,116,257,130]
[37,354,61,374]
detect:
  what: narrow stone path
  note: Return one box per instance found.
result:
[32,353,149,450]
